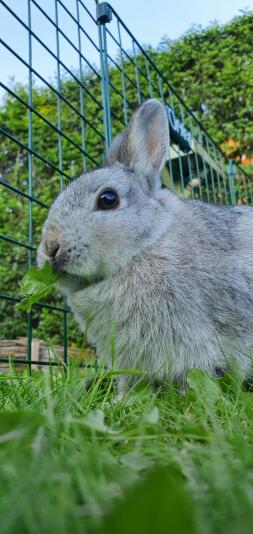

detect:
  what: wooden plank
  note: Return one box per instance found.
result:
[31,340,40,370]
[0,338,94,372]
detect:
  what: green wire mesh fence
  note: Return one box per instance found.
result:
[0,0,252,370]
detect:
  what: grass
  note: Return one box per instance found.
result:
[0,363,253,533]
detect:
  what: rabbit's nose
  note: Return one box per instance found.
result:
[45,238,60,259]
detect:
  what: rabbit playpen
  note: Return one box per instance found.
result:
[0,0,252,371]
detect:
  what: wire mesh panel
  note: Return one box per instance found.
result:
[0,0,252,370]
[0,0,104,369]
[98,3,253,204]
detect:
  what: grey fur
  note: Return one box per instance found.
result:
[37,99,253,387]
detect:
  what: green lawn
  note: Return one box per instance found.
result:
[0,363,253,534]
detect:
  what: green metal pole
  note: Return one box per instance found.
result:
[97,3,113,157]
[189,114,203,201]
[76,0,86,173]
[156,76,174,190]
[27,0,33,374]
[218,151,229,204]
[169,94,188,196]
[227,159,236,205]
[206,136,217,203]
[132,39,141,105]
[117,18,128,126]
[55,0,68,366]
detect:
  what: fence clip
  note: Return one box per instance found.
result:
[96,2,112,24]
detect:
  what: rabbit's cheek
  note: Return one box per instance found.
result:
[63,245,103,280]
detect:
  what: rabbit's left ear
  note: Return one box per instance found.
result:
[107,99,169,193]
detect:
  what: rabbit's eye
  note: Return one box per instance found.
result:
[97,190,120,210]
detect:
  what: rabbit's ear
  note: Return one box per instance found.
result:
[106,133,124,166]
[107,99,169,193]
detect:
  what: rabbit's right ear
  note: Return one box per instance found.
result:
[106,99,169,194]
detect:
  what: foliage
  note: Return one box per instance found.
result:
[17,262,59,312]
[157,11,253,163]
[0,368,253,532]
[0,12,252,343]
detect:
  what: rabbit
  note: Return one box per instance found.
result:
[37,98,253,389]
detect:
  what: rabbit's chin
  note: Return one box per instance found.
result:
[56,271,104,297]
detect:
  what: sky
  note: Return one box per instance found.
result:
[0,0,252,98]
[110,0,251,45]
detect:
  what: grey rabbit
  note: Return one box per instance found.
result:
[37,99,253,388]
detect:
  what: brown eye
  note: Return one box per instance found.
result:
[97,190,120,210]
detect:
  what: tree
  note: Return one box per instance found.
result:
[157,11,253,167]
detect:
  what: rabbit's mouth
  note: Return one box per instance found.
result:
[38,241,106,291]
[56,271,105,294]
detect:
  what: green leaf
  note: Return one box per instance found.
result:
[67,409,116,434]
[187,368,222,401]
[99,465,196,534]
[0,412,44,446]
[17,262,59,312]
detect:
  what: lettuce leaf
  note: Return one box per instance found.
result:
[17,262,59,312]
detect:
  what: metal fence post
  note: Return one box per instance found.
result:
[96,2,113,157]
[227,159,236,205]
[27,0,33,374]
